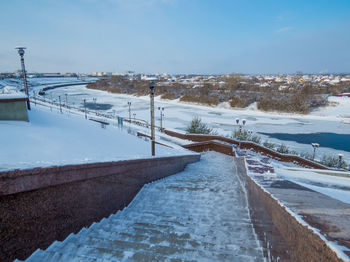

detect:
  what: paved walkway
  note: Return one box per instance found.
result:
[24,152,265,262]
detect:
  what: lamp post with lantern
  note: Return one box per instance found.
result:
[15,46,30,110]
[158,107,165,132]
[150,82,155,156]
[338,154,344,169]
[235,118,246,148]
[127,101,131,121]
[311,143,319,161]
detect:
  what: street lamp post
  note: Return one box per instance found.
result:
[15,47,30,110]
[33,90,36,106]
[338,154,343,168]
[248,130,253,139]
[84,99,87,119]
[158,107,164,132]
[235,118,246,148]
[50,93,53,111]
[150,82,155,156]
[311,143,319,161]
[127,101,131,121]
[59,95,62,113]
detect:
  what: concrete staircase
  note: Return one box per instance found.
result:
[21,152,265,262]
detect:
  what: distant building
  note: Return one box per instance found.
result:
[125,71,135,76]
[41,73,62,77]
[63,72,78,77]
[337,93,350,97]
[91,72,112,77]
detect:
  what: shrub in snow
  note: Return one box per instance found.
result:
[263,140,276,149]
[251,135,262,144]
[300,152,313,160]
[232,129,250,140]
[232,130,261,144]
[229,96,254,108]
[276,143,289,154]
[321,155,348,169]
[186,117,214,134]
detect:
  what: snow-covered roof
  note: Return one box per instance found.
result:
[0,86,27,100]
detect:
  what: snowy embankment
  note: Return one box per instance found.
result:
[0,104,189,171]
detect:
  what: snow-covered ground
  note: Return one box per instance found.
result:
[311,96,350,119]
[1,77,350,166]
[25,152,265,262]
[34,83,350,164]
[0,104,190,171]
[273,165,350,205]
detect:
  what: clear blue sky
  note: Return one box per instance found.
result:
[1,0,350,74]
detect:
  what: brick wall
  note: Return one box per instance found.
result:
[182,140,235,156]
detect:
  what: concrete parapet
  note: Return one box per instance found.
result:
[0,154,200,261]
[234,157,348,262]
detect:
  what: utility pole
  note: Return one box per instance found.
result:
[15,47,30,110]
[150,82,155,156]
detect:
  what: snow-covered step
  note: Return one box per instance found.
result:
[26,152,265,261]
[44,242,125,261]
[48,235,263,262]
[25,248,100,262]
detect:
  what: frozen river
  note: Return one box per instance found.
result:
[40,83,350,163]
[26,152,265,261]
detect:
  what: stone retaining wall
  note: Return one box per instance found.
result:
[0,154,200,262]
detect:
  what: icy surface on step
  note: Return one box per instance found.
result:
[27,152,265,261]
